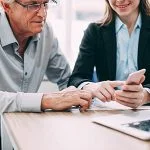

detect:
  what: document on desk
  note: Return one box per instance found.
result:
[89,98,150,111]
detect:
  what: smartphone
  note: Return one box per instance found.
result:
[126,69,146,85]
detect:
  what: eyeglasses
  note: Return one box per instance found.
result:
[15,0,57,12]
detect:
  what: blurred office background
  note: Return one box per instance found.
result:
[38,0,105,92]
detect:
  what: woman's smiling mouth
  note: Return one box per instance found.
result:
[116,3,131,9]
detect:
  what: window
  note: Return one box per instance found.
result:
[47,0,105,68]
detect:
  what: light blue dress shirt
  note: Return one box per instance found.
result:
[115,14,141,81]
[0,8,71,112]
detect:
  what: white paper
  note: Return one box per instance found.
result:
[89,98,150,111]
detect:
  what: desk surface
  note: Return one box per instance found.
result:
[2,110,150,150]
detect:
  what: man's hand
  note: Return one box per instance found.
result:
[41,86,92,111]
[83,81,124,102]
[115,84,149,108]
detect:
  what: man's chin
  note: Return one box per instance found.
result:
[31,23,44,32]
[32,27,43,34]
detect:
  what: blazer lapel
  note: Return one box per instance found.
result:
[138,15,150,69]
[101,21,117,80]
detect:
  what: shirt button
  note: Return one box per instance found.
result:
[25,72,27,76]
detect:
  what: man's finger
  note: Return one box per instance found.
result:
[79,90,92,100]
[78,99,89,110]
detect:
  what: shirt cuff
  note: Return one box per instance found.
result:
[18,93,43,112]
[143,88,150,105]
[144,88,150,94]
[78,82,92,89]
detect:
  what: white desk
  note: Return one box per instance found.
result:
[1,110,150,150]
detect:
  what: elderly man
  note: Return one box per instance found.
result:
[0,0,92,113]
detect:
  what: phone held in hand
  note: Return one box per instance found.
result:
[126,69,146,85]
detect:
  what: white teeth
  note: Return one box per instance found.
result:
[117,4,130,9]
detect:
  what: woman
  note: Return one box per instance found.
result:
[68,0,150,108]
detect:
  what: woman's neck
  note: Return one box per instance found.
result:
[119,11,139,36]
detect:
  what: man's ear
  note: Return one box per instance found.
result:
[1,1,11,12]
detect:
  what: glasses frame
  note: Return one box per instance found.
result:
[15,0,57,12]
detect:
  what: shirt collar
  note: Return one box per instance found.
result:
[0,8,18,47]
[115,13,142,34]
[115,16,124,34]
[32,33,40,42]
[135,13,142,29]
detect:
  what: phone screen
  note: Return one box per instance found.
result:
[122,120,150,132]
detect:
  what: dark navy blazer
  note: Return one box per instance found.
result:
[68,14,150,89]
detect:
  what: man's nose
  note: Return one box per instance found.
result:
[37,4,47,17]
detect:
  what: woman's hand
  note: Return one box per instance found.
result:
[83,81,124,102]
[115,84,149,108]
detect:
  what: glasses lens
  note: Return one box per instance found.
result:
[27,1,56,12]
[28,4,41,11]
[43,3,49,10]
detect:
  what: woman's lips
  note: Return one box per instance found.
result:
[116,3,131,9]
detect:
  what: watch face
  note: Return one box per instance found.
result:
[123,120,150,132]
